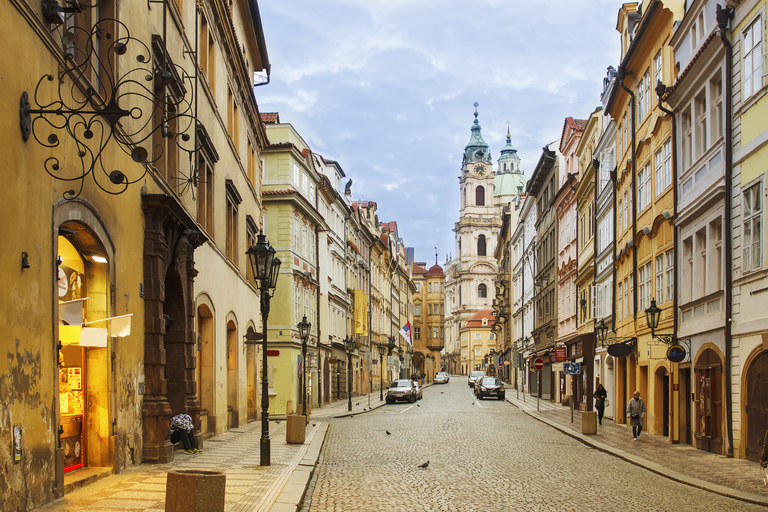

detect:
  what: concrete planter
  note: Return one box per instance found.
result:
[286,414,306,444]
[581,411,597,435]
[165,470,226,512]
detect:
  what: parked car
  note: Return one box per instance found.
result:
[412,380,423,400]
[386,379,418,403]
[434,372,449,384]
[468,370,486,387]
[475,376,505,400]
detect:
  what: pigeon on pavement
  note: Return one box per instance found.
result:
[386,430,391,435]
[417,461,430,469]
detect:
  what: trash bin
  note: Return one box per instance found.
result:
[165,469,225,512]
[286,414,306,444]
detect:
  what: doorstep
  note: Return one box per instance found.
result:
[63,466,114,494]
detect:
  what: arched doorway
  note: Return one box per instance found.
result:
[196,303,215,434]
[245,325,258,421]
[226,320,239,428]
[654,366,670,437]
[695,348,722,454]
[746,352,768,461]
[164,268,187,418]
[57,222,112,473]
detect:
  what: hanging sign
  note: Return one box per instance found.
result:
[666,344,687,363]
[607,342,632,358]
[563,362,581,375]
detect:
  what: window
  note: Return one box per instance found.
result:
[225,180,242,263]
[415,282,421,293]
[663,138,672,191]
[655,255,664,304]
[415,304,421,316]
[623,192,629,231]
[414,328,421,340]
[246,216,257,284]
[744,182,763,272]
[293,163,300,187]
[475,346,481,355]
[654,50,663,88]
[478,235,487,256]
[476,186,485,206]
[618,198,623,234]
[665,250,674,303]
[743,17,763,100]
[433,327,439,339]
[478,284,487,298]
[654,149,663,198]
[197,152,214,234]
[694,88,708,157]
[710,73,723,142]
[638,262,651,312]
[637,68,651,120]
[638,163,651,210]
[682,107,692,169]
[617,281,623,322]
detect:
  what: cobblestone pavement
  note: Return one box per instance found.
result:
[506,389,768,501]
[302,380,765,512]
[35,420,324,512]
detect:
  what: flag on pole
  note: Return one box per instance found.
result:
[59,298,87,326]
[399,322,412,346]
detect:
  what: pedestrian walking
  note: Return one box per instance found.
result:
[594,383,608,425]
[626,391,646,441]
[170,413,200,454]
[421,372,426,387]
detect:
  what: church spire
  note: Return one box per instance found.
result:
[463,102,490,165]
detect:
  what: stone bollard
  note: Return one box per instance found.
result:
[581,411,598,435]
[165,470,225,512]
[286,414,306,444]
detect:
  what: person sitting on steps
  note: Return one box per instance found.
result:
[170,413,201,454]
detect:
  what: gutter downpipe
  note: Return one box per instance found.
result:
[656,80,678,443]
[617,65,638,322]
[717,4,735,458]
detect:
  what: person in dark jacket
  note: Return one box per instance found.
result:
[626,391,646,440]
[594,384,608,425]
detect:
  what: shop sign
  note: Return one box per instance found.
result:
[555,348,566,362]
[607,343,632,358]
[551,363,564,372]
[666,344,687,363]
[266,350,280,357]
[564,362,581,375]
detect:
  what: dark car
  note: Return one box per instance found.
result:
[386,379,418,403]
[475,377,505,400]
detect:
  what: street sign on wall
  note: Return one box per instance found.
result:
[563,362,581,375]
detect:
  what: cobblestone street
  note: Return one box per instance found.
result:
[302,380,764,512]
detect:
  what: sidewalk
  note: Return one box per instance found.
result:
[36,420,328,512]
[506,389,768,506]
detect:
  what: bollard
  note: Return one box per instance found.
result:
[581,411,598,435]
[165,469,225,512]
[286,414,306,444]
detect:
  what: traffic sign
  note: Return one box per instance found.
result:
[533,357,545,371]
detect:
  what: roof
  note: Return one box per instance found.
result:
[663,31,719,99]
[494,171,529,197]
[426,263,444,276]
[261,112,280,124]
[413,263,429,275]
[461,310,496,330]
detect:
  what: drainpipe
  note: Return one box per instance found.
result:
[593,158,601,401]
[618,65,638,321]
[656,80,678,444]
[717,4,735,459]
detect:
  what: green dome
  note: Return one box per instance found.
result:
[463,103,491,165]
[494,170,528,197]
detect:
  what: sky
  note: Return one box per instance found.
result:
[257,0,625,265]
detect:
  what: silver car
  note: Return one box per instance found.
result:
[467,370,486,387]
[386,379,418,403]
[434,372,449,384]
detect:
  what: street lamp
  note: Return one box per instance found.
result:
[246,232,281,467]
[644,299,675,344]
[344,336,355,411]
[298,315,311,418]
[378,343,386,401]
[596,319,609,346]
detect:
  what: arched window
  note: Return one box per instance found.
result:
[475,186,485,206]
[478,235,486,256]
[478,284,487,298]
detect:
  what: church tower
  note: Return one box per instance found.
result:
[445,104,502,373]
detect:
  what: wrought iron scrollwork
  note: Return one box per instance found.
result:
[20,15,200,199]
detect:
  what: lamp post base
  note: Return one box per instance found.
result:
[260,437,270,466]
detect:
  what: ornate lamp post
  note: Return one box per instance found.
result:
[596,319,609,346]
[644,299,675,344]
[298,315,311,418]
[378,343,387,401]
[246,233,281,467]
[344,336,355,411]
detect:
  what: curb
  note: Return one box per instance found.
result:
[331,382,436,418]
[510,399,768,507]
[269,422,329,512]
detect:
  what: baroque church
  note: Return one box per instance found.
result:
[444,104,528,374]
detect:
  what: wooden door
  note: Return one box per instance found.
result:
[695,349,722,454]
[746,352,768,461]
